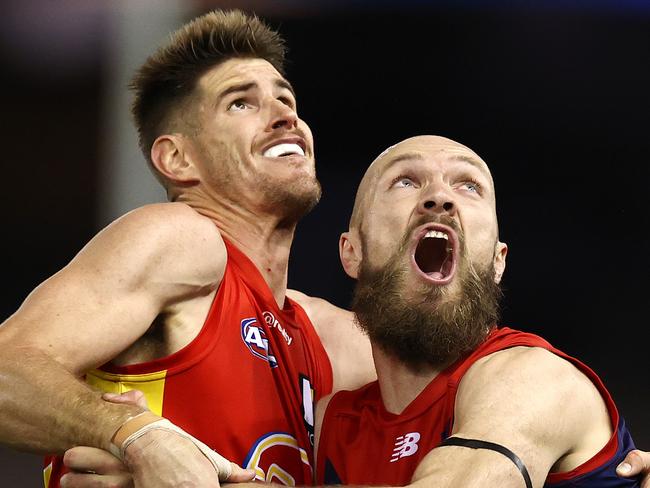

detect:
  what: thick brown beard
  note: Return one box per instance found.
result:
[351,233,502,372]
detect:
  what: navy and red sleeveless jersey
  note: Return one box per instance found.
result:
[44,238,332,487]
[316,327,638,487]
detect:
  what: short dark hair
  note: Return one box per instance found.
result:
[130,9,287,164]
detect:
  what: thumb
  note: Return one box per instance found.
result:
[102,390,150,410]
[225,463,256,483]
[617,449,648,477]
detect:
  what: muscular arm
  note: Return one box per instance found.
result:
[61,346,650,487]
[0,203,226,454]
[287,290,375,393]
[409,346,612,487]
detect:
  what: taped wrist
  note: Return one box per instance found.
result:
[109,411,233,480]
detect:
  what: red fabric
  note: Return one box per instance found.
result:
[316,327,619,486]
[45,237,332,487]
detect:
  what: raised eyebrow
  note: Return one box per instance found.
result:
[216,81,257,104]
[275,78,296,98]
[216,79,296,105]
[449,154,491,179]
[379,152,425,176]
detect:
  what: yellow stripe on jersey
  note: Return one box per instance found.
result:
[85,369,167,417]
[266,463,295,485]
[248,433,310,466]
[43,461,52,487]
[245,432,311,484]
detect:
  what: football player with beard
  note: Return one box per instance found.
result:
[60,135,650,488]
[314,135,641,487]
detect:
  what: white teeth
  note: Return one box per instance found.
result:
[424,230,448,240]
[263,143,305,158]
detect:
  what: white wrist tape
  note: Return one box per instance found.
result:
[109,413,232,480]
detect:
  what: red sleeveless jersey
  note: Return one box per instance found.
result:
[316,327,638,487]
[44,238,332,487]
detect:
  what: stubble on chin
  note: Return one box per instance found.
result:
[259,171,322,222]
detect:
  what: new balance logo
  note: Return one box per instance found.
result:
[390,432,420,462]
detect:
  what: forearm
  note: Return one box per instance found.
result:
[0,345,143,454]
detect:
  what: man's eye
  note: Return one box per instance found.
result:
[228,100,248,111]
[278,96,295,108]
[392,176,417,189]
[462,181,481,193]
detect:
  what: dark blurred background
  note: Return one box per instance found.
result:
[1,0,648,485]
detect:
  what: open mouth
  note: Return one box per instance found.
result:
[262,142,305,158]
[412,226,457,284]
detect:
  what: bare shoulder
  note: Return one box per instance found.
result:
[410,347,614,487]
[285,289,359,346]
[286,289,350,324]
[458,346,607,426]
[106,203,224,256]
[90,203,227,287]
[459,346,602,413]
[455,345,612,473]
[287,289,375,393]
[108,202,220,236]
[0,203,228,374]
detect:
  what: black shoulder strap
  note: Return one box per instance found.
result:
[438,436,533,488]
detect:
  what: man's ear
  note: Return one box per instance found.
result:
[150,134,200,184]
[339,230,363,279]
[493,241,508,284]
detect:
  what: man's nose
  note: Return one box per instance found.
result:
[267,99,298,130]
[417,187,456,216]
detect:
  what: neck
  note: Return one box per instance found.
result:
[177,193,297,308]
[372,344,447,415]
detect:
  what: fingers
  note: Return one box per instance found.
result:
[617,449,648,476]
[103,390,150,410]
[64,446,127,474]
[225,462,256,483]
[60,472,134,488]
[617,449,650,487]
